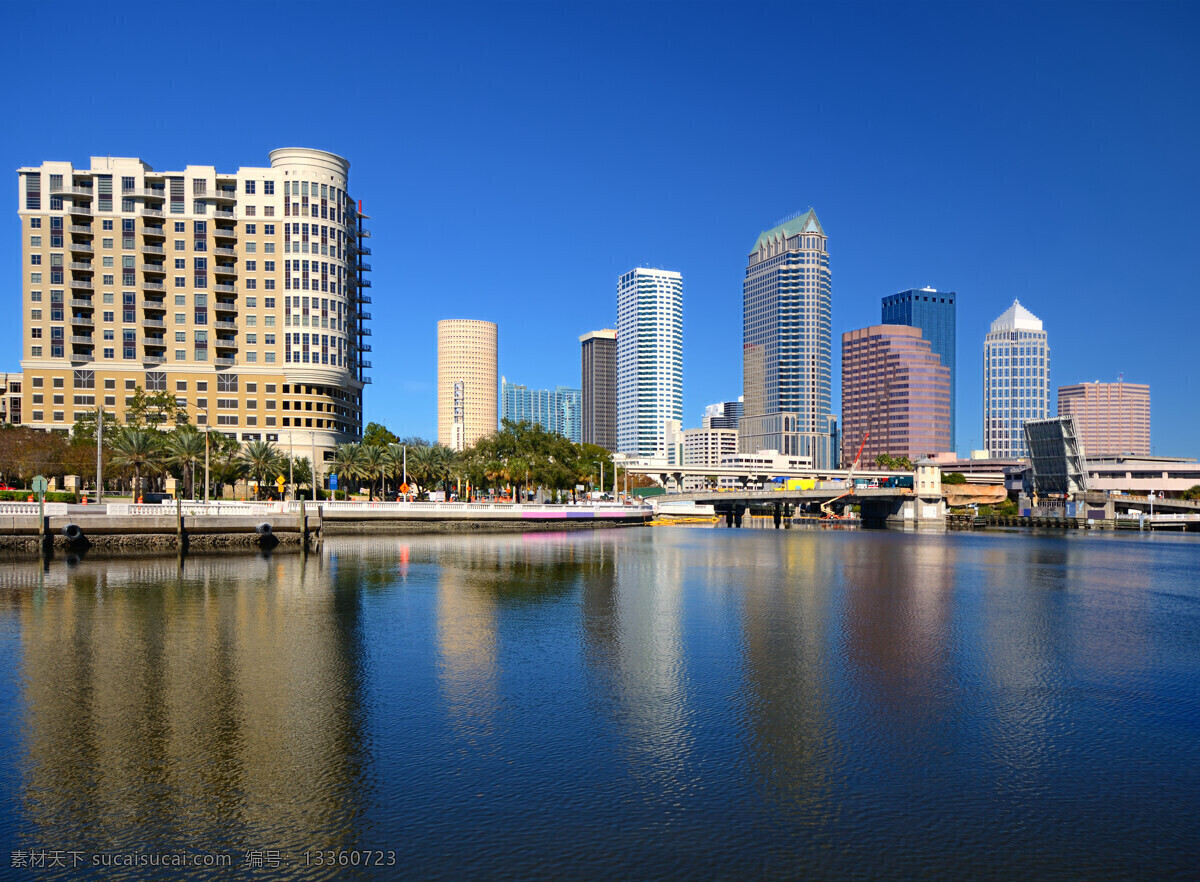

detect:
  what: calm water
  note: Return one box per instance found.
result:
[0,527,1198,879]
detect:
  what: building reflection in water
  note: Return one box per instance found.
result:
[1,553,368,860]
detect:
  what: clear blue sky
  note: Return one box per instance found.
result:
[3,2,1197,454]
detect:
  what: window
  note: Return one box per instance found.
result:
[30,346,42,357]
[175,240,185,251]
[246,223,256,235]
[103,311,115,323]
[245,180,256,195]
[217,398,238,409]
[176,381,187,391]
[217,373,238,392]
[145,371,166,392]
[74,370,95,389]
[175,313,186,324]
[30,309,42,321]
[264,181,275,195]
[264,225,275,236]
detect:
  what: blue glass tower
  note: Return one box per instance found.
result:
[882,287,956,451]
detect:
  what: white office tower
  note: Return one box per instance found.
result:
[616,267,683,457]
[984,300,1050,458]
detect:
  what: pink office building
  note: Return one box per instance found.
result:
[841,325,951,464]
[1057,381,1150,455]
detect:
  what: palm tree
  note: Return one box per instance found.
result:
[332,442,366,498]
[360,444,387,501]
[163,426,206,499]
[405,444,435,498]
[108,427,163,499]
[240,439,283,500]
[430,444,459,499]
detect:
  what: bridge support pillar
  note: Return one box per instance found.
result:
[773,503,781,529]
[734,506,744,528]
[725,510,734,528]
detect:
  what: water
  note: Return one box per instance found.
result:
[1,527,1198,879]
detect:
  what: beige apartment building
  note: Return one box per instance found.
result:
[1058,381,1150,456]
[15,147,370,474]
[437,319,498,450]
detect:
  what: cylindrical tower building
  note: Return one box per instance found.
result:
[437,320,498,450]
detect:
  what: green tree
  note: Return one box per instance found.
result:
[360,443,388,500]
[124,386,190,428]
[363,421,399,447]
[332,442,367,497]
[209,434,247,499]
[163,425,207,498]
[240,439,284,500]
[942,471,967,485]
[1182,485,1200,501]
[291,456,314,498]
[108,428,163,498]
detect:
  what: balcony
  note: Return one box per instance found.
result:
[140,244,165,255]
[214,282,237,294]
[69,298,93,309]
[361,377,373,385]
[358,246,372,256]
[214,320,238,330]
[69,335,94,345]
[142,225,166,238]
[141,263,166,275]
[214,357,237,367]
[214,208,235,219]
[357,311,372,321]
[50,185,93,198]
[358,294,372,305]
[140,208,165,220]
[68,203,92,217]
[360,327,372,336]
[68,262,94,272]
[143,281,165,292]
[142,355,167,365]
[358,279,372,288]
[214,338,238,350]
[213,264,237,276]
[212,226,237,239]
[68,242,95,255]
[214,300,237,312]
[68,224,93,236]
[357,262,372,272]
[70,351,93,363]
[360,360,372,369]
[142,299,166,311]
[359,342,372,352]
[69,279,94,291]
[142,318,165,329]
[210,189,237,203]
[70,316,95,328]
[123,188,166,200]
[143,336,167,347]
[214,246,237,257]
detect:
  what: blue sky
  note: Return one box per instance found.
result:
[2,1,1197,454]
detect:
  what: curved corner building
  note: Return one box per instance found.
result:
[15,147,371,481]
[437,320,498,450]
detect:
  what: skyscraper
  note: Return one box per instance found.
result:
[500,379,582,443]
[579,328,617,451]
[984,300,1050,458]
[15,149,371,467]
[881,286,956,450]
[701,398,743,430]
[616,268,683,457]
[841,325,951,462]
[437,319,498,451]
[741,210,835,467]
[1057,380,1150,456]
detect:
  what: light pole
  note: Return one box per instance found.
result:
[288,431,294,500]
[310,431,319,501]
[201,407,210,504]
[96,404,104,505]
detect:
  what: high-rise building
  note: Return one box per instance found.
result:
[500,378,582,443]
[616,268,683,457]
[741,210,835,467]
[682,426,739,490]
[1057,380,1150,456]
[579,329,617,451]
[15,148,371,468]
[841,325,951,463]
[437,319,498,451]
[881,286,956,450]
[984,300,1050,458]
[701,398,743,430]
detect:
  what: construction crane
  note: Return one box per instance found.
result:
[821,432,869,519]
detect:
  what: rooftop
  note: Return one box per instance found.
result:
[752,209,824,252]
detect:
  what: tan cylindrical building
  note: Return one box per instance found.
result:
[437,319,497,450]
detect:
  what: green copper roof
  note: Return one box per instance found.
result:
[752,209,824,252]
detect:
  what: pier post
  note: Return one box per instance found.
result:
[176,497,183,548]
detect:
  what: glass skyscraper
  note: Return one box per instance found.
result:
[741,210,835,467]
[500,379,582,443]
[984,300,1050,458]
[616,268,683,457]
[882,287,956,451]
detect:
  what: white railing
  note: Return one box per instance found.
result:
[0,502,69,516]
[89,500,651,518]
[316,500,649,514]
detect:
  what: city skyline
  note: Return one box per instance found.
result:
[1,3,1197,455]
